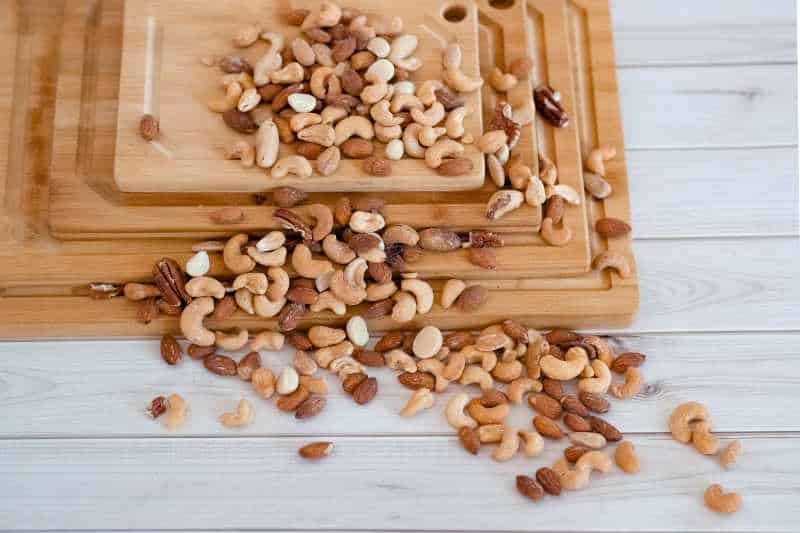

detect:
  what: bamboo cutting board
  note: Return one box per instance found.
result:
[0,0,637,336]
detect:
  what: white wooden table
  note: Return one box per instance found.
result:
[1,0,798,530]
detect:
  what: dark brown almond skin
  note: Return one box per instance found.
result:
[204,354,238,376]
[295,142,325,160]
[516,475,544,501]
[276,385,310,411]
[342,373,367,394]
[533,415,564,439]
[542,378,565,401]
[561,394,590,417]
[588,416,623,441]
[160,334,182,365]
[272,186,307,208]
[211,295,237,321]
[443,331,474,350]
[374,331,404,352]
[595,217,632,238]
[458,427,481,455]
[398,372,435,390]
[187,344,215,360]
[480,389,509,407]
[468,247,497,270]
[456,285,489,312]
[545,329,580,344]
[528,393,562,419]
[563,413,592,432]
[341,138,374,158]
[222,109,257,133]
[611,352,647,373]
[353,350,386,367]
[237,351,262,381]
[285,331,313,351]
[501,319,529,344]
[286,287,319,305]
[367,261,392,283]
[579,392,611,413]
[352,376,378,405]
[363,299,394,318]
[536,467,562,496]
[295,396,326,419]
[564,445,589,463]
[438,157,474,176]
[544,196,565,224]
[298,441,333,459]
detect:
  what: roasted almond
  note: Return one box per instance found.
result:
[222,109,257,133]
[480,389,509,407]
[468,247,497,270]
[589,416,623,441]
[563,413,592,432]
[516,475,544,501]
[542,378,565,401]
[363,298,394,318]
[340,68,364,96]
[611,352,646,373]
[560,394,590,417]
[342,372,367,394]
[237,351,262,381]
[285,331,313,350]
[187,344,215,360]
[139,114,159,141]
[276,385,310,411]
[210,207,245,224]
[367,261,392,283]
[564,445,589,463]
[501,319,529,344]
[363,157,391,176]
[536,467,562,496]
[456,285,489,312]
[211,294,237,320]
[352,376,378,404]
[287,8,310,26]
[398,371,435,390]
[533,415,564,439]
[595,217,632,238]
[298,441,334,459]
[353,349,386,367]
[273,186,307,208]
[544,195,565,224]
[286,286,319,305]
[545,329,580,344]
[295,141,325,160]
[341,138,374,158]
[528,393,562,419]
[438,157,474,176]
[374,331,405,352]
[160,334,182,365]
[458,426,481,455]
[295,395,326,419]
[579,392,610,413]
[204,354,238,376]
[443,331,474,350]
[278,302,306,332]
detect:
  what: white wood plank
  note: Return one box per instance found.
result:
[619,64,797,149]
[0,332,797,438]
[631,237,800,332]
[612,0,797,66]
[0,434,796,531]
[628,147,799,238]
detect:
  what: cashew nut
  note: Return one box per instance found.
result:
[610,367,643,399]
[270,62,304,84]
[186,276,226,299]
[417,126,446,147]
[704,484,742,515]
[488,67,518,92]
[477,130,508,154]
[507,155,531,190]
[443,351,466,380]
[334,116,374,145]
[224,140,256,167]
[577,450,613,473]
[585,145,617,177]
[518,430,545,457]
[180,297,215,346]
[440,279,466,309]
[540,346,589,381]
[569,432,607,450]
[592,251,632,279]
[385,348,417,373]
[253,295,286,317]
[255,119,280,169]
[459,365,494,391]
[402,123,426,158]
[388,33,418,66]
[321,105,347,124]
[491,425,519,462]
[443,43,462,70]
[467,399,509,424]
[369,99,403,127]
[208,81,243,113]
[160,393,188,430]
[411,102,445,127]
[374,123,402,142]
[224,234,256,274]
[491,359,523,383]
[360,81,389,104]
[691,420,720,455]
[309,290,346,315]
[292,244,334,279]
[290,112,322,132]
[582,335,614,367]
[391,291,416,323]
[221,72,256,91]
[399,388,434,417]
[235,288,255,314]
[400,279,433,314]
[309,66,334,99]
[365,58,395,83]
[443,67,483,93]
[219,399,254,428]
[330,269,367,305]
[265,267,290,301]
[416,359,450,392]
[444,393,477,429]
[250,330,284,351]
[322,234,356,264]
[271,155,313,179]
[382,224,419,246]
[391,93,423,113]
[415,80,442,107]
[541,218,573,247]
[445,106,471,139]
[366,281,397,301]
[578,360,612,394]
[462,345,498,372]
[525,176,546,206]
[253,53,282,86]
[247,246,287,267]
[424,138,464,168]
[669,402,709,444]
[349,211,385,233]
[302,0,341,29]
[507,377,540,404]
[232,272,268,295]
[344,257,369,290]
[215,328,249,350]
[552,457,590,490]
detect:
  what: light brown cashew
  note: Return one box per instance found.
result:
[365,58,395,83]
[443,67,483,93]
[270,62,304,84]
[250,330,284,351]
[221,72,256,91]
[417,359,450,392]
[569,432,607,449]
[582,335,614,367]
[668,402,709,444]
[400,279,433,314]
[459,365,494,391]
[577,450,613,473]
[385,348,417,373]
[585,145,616,177]
[208,81,243,113]
[445,106,471,139]
[265,267,290,301]
[400,388,435,417]
[298,123,336,147]
[224,140,256,167]
[322,234,356,264]
[330,356,365,379]
[507,156,531,190]
[292,244,334,279]
[247,246,287,267]
[161,393,187,430]
[418,126,447,147]
[369,100,403,127]
[518,430,545,457]
[180,297,216,346]
[424,138,464,168]
[704,484,743,515]
[290,112,322,132]
[185,276,226,299]
[253,53,283,86]
[344,257,369,290]
[491,359,523,383]
[302,0,341,29]
[391,93,424,113]
[360,81,390,104]
[540,346,589,381]
[382,224,419,246]
[402,123,426,158]
[415,80,443,107]
[224,234,256,274]
[477,130,508,154]
[237,87,261,112]
[330,269,367,305]
[507,377,540,404]
[374,123,402,142]
[445,393,477,429]
[310,66,335,99]
[466,399,509,425]
[293,350,318,376]
[313,340,354,369]
[232,272,268,295]
[443,351,466,380]
[411,102,445,127]
[391,291,416,323]
[578,360,612,394]
[215,328,249,350]
[610,367,644,399]
[477,424,504,443]
[348,15,376,39]
[334,116,374,145]
[491,424,519,462]
[253,295,286,317]
[615,440,640,473]
[304,204,334,242]
[259,32,285,55]
[488,67,518,92]
[310,290,347,315]
[219,399,254,428]
[592,251,632,279]
[462,345,498,372]
[440,279,466,309]
[443,42,462,70]
[235,288,255,314]
[321,105,347,124]
[691,420,720,455]
[271,155,313,179]
[541,217,573,247]
[366,281,397,301]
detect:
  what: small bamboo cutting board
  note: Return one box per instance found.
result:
[113,0,487,192]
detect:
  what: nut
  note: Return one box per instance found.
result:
[160,334,182,365]
[346,315,369,346]
[536,467,561,496]
[669,402,709,444]
[276,384,311,411]
[219,399,254,428]
[296,395,326,419]
[276,366,301,395]
[459,366,494,391]
[610,367,644,399]
[569,431,607,449]
[424,138,464,168]
[401,279,434,314]
[533,415,564,439]
[507,378,540,404]
[584,171,613,199]
[456,285,488,312]
[139,114,159,141]
[611,352,646,373]
[704,484,742,515]
[719,440,743,469]
[412,325,443,359]
[586,145,616,176]
[399,388,435,417]
[541,218,573,247]
[468,247,496,270]
[349,211,385,233]
[443,65,483,93]
[519,430,545,457]
[162,394,187,430]
[579,392,610,413]
[438,157,474,176]
[690,420,720,455]
[299,441,334,459]
[578,360,612,394]
[528,393,562,419]
[564,445,589,463]
[540,347,589,380]
[385,348,417,373]
[596,217,632,238]
[204,353,238,376]
[419,228,461,251]
[251,368,276,399]
[492,424,520,462]
[534,85,568,128]
[614,440,640,473]
[309,325,347,348]
[486,189,523,220]
[466,399,509,425]
[215,328,249,351]
[516,475,544,501]
[180,297,216,346]
[352,376,378,404]
[237,351,262,381]
[489,67,518,92]
[340,138,374,158]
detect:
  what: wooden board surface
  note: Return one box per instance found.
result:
[114,0,488,192]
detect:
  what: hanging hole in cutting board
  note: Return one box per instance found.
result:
[488,0,515,9]
[442,3,467,22]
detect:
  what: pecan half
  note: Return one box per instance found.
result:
[152,257,190,307]
[468,230,504,248]
[534,85,569,128]
[487,101,521,149]
[274,209,312,240]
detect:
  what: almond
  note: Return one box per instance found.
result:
[456,285,488,312]
[211,295,237,320]
[298,441,334,459]
[516,475,544,501]
[563,413,592,432]
[595,217,632,238]
[278,302,306,332]
[438,157,474,176]
[287,9,310,26]
[341,138,374,158]
[611,352,647,373]
[187,344,215,360]
[458,426,480,455]
[285,331,313,350]
[533,415,564,439]
[363,157,391,176]
[528,393,562,419]
[287,286,319,305]
[352,376,378,404]
[342,372,367,394]
[237,351,262,381]
[443,331,474,350]
[295,141,324,159]
[564,445,589,463]
[223,109,257,133]
[398,371,435,390]
[351,197,386,213]
[588,416,623,441]
[544,195,565,224]
[374,331,404,352]
[364,298,394,318]
[535,467,562,496]
[545,329,580,344]
[258,83,283,102]
[501,319,528,343]
[276,385,310,411]
[579,392,610,413]
[341,68,364,96]
[367,261,392,283]
[160,334,182,365]
[480,389,509,407]
[273,186,307,208]
[332,35,357,62]
[204,354,237,376]
[542,378,565,400]
[560,394,590,417]
[295,395,326,419]
[468,247,497,270]
[353,349,386,367]
[139,114,160,141]
[209,207,245,224]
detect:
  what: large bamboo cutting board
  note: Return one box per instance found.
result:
[114,0,488,192]
[0,0,637,336]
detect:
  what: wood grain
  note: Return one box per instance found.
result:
[1,434,797,531]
